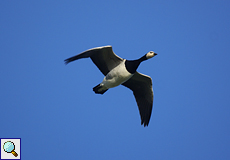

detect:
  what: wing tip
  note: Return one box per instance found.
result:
[64,58,71,65]
[141,120,150,127]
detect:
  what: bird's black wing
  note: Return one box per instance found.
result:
[64,45,123,76]
[122,72,153,127]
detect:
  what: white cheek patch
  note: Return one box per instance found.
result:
[147,53,154,59]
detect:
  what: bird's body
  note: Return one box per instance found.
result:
[65,45,157,127]
[94,60,133,94]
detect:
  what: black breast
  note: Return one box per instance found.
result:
[125,60,141,74]
[125,55,147,74]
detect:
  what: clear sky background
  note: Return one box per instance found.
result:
[1,1,230,160]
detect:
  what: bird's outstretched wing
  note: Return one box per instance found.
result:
[64,45,123,75]
[122,72,153,127]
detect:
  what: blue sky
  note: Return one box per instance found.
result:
[1,0,230,159]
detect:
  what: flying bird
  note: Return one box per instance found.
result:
[64,45,157,126]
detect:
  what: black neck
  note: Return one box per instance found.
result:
[138,55,148,62]
[125,55,147,74]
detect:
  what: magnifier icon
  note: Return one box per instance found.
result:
[3,141,18,157]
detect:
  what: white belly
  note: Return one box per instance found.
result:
[100,60,133,89]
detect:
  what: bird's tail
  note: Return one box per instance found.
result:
[93,84,108,94]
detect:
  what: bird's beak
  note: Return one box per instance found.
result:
[154,53,157,56]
